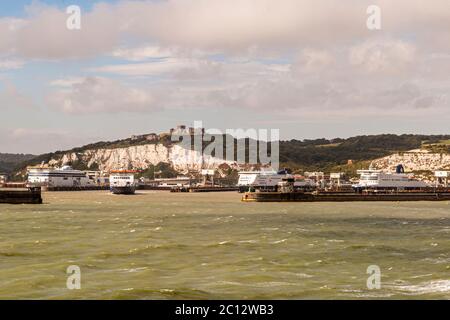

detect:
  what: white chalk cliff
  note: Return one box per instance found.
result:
[371,149,450,172]
[48,143,236,173]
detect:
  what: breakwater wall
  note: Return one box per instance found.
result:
[242,191,450,202]
[0,187,43,204]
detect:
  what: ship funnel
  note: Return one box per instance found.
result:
[277,168,292,175]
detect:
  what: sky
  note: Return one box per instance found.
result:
[0,0,449,154]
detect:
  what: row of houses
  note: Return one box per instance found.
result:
[169,125,205,135]
[131,125,206,142]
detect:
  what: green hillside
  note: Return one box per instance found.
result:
[13,134,450,176]
[280,134,450,172]
[0,153,36,173]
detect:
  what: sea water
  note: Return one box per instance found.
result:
[0,191,449,299]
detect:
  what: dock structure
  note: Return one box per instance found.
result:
[42,186,109,192]
[242,191,450,202]
[171,186,239,193]
[0,187,43,204]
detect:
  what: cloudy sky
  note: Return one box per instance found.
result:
[0,0,449,154]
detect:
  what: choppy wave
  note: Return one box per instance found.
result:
[0,251,42,257]
[271,239,288,244]
[109,287,212,299]
[387,280,450,295]
[421,257,450,264]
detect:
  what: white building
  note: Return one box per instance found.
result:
[27,166,91,187]
[435,171,449,187]
[153,176,192,187]
[85,171,109,185]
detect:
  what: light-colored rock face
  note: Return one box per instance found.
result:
[372,150,450,172]
[47,143,237,173]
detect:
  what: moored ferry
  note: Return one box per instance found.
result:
[27,165,90,187]
[352,164,429,191]
[237,170,286,192]
[109,170,137,195]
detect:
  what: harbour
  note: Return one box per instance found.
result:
[0,191,449,299]
[2,0,450,306]
[2,163,449,204]
[170,186,239,193]
[239,165,450,202]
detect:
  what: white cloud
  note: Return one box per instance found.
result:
[349,39,416,74]
[0,59,25,70]
[90,57,289,84]
[46,77,159,114]
[0,127,99,154]
[44,36,446,117]
[1,0,450,137]
[4,4,120,59]
[291,49,336,75]
[1,0,449,59]
[0,82,34,109]
[111,46,173,61]
[90,58,218,77]
[49,77,85,87]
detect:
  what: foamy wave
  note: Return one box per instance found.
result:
[271,239,288,244]
[389,280,450,295]
[421,257,450,264]
[238,240,259,244]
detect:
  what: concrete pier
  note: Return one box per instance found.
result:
[0,187,43,204]
[242,191,450,202]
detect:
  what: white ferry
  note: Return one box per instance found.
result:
[353,164,429,191]
[27,165,90,187]
[109,170,137,194]
[238,170,285,192]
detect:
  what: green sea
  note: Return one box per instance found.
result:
[0,191,449,299]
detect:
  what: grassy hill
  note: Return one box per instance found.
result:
[13,134,450,177]
[0,153,36,173]
[280,134,450,172]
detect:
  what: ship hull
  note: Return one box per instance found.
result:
[242,192,450,202]
[110,186,136,195]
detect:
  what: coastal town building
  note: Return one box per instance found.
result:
[330,172,346,187]
[304,172,326,188]
[131,133,159,142]
[170,125,205,136]
[144,176,193,187]
[0,173,7,185]
[85,171,109,186]
[435,171,449,187]
[145,133,158,141]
